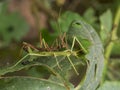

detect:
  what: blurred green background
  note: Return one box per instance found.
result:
[0,0,120,89]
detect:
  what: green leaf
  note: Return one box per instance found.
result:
[83,7,97,24]
[58,11,82,32]
[0,77,67,90]
[0,58,56,76]
[0,2,29,44]
[34,55,85,81]
[50,11,82,36]
[66,19,104,90]
[41,29,57,45]
[99,9,113,43]
[97,81,120,90]
[0,55,75,89]
[0,50,85,88]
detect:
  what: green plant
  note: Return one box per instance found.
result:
[0,5,120,90]
[0,2,29,46]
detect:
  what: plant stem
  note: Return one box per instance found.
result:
[104,6,120,81]
[105,6,120,60]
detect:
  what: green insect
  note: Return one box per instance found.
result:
[67,19,104,90]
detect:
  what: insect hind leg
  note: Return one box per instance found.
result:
[53,53,62,70]
[67,55,79,75]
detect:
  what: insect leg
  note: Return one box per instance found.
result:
[53,53,62,70]
[71,36,76,51]
[72,36,87,53]
[66,55,79,75]
[75,37,87,53]
[19,42,31,57]
[10,54,30,68]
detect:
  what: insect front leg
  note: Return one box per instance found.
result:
[71,36,87,53]
[11,52,41,68]
[10,54,30,68]
[70,36,76,51]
